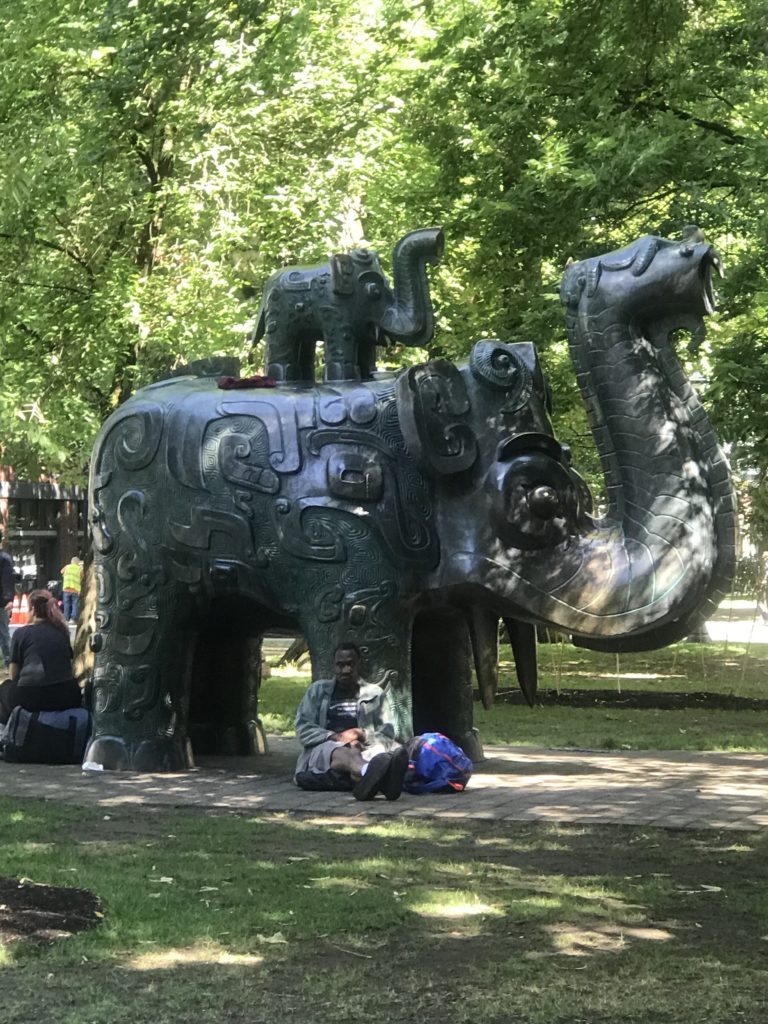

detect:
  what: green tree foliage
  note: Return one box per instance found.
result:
[384,0,768,488]
[0,0,766,519]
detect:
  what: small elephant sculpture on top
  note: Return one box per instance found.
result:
[255,227,444,383]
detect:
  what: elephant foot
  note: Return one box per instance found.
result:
[266,362,309,384]
[454,727,485,764]
[84,734,194,772]
[324,361,361,383]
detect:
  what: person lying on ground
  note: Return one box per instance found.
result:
[294,641,408,801]
[0,590,81,726]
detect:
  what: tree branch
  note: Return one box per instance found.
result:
[619,93,748,144]
[658,101,748,144]
[0,276,91,298]
[132,142,160,190]
[0,231,94,278]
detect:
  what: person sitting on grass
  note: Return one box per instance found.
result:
[294,641,409,801]
[0,589,81,726]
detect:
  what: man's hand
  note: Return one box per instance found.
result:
[331,727,366,747]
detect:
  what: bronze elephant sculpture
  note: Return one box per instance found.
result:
[84,228,735,771]
[255,227,444,383]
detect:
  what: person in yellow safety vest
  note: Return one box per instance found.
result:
[60,557,83,625]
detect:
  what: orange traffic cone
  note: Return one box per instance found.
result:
[19,593,30,623]
[9,594,22,625]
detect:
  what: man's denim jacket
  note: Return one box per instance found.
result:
[294,678,398,751]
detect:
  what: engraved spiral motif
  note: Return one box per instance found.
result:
[470,340,529,392]
[378,398,408,454]
[107,403,164,471]
[92,666,124,714]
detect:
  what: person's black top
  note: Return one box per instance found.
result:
[326,684,359,734]
[9,622,80,711]
[0,551,14,608]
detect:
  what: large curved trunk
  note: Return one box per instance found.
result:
[380,228,444,345]
[457,232,736,651]
[559,232,736,649]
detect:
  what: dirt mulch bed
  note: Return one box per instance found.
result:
[490,688,768,711]
[0,877,102,946]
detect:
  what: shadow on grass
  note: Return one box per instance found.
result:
[1,798,767,1023]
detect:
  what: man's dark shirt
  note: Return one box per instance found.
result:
[326,685,359,734]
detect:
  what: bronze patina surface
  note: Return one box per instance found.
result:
[85,228,735,771]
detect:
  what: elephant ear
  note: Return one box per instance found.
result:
[397,359,478,474]
[330,253,356,294]
[470,339,549,413]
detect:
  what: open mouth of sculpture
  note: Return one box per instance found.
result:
[701,249,723,315]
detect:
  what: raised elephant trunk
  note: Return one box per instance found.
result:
[438,231,736,653]
[558,233,735,648]
[512,232,734,648]
[380,228,445,345]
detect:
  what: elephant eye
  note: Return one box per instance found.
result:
[487,453,580,550]
[526,484,560,520]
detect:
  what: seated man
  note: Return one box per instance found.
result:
[294,642,409,801]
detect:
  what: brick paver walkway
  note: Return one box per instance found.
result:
[2,736,767,831]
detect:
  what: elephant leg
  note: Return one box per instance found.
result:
[411,608,484,762]
[265,326,311,383]
[357,338,378,381]
[301,613,414,742]
[321,311,361,383]
[188,630,264,757]
[85,590,196,771]
[297,337,318,383]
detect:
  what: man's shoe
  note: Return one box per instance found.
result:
[353,752,392,801]
[381,746,409,801]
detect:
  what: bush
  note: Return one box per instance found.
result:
[732,555,762,597]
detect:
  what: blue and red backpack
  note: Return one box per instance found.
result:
[403,732,473,794]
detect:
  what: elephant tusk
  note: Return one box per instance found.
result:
[466,606,500,711]
[503,618,538,708]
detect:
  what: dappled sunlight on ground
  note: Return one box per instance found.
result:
[541,921,674,956]
[3,737,768,830]
[409,895,503,919]
[306,875,372,891]
[1,793,766,1024]
[129,945,264,970]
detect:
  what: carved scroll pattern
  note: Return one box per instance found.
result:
[297,512,405,683]
[89,402,165,554]
[306,390,438,568]
[218,399,301,472]
[90,483,166,723]
[397,360,477,474]
[89,401,171,729]
[201,415,280,496]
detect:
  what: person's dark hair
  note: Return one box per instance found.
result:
[28,588,69,634]
[334,641,362,660]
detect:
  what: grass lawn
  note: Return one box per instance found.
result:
[260,641,768,753]
[1,798,767,1024]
